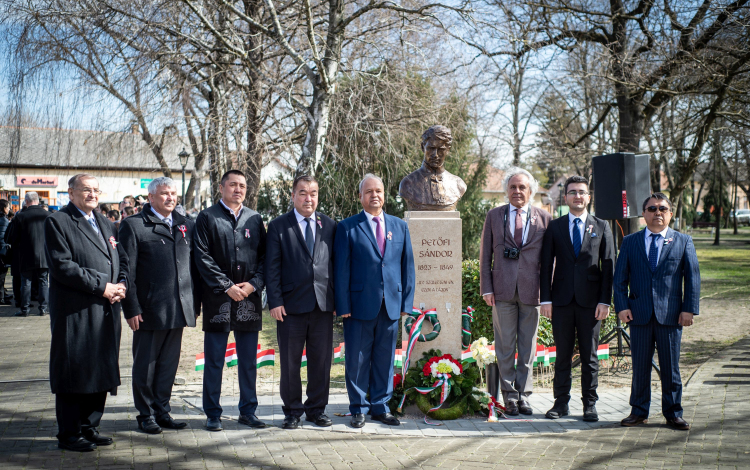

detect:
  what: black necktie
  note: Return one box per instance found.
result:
[304,218,314,255]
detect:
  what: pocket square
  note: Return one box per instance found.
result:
[591,233,598,238]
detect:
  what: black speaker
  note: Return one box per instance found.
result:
[592,152,651,220]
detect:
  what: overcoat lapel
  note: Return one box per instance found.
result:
[142,206,174,240]
[635,229,649,264]
[287,211,311,257]
[579,215,592,256]
[525,206,538,247]
[312,212,322,256]
[502,206,516,248]
[560,215,576,258]
[71,208,109,257]
[357,211,382,258]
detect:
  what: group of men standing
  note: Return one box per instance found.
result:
[45,169,414,452]
[480,170,700,431]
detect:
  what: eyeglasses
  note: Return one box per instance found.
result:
[566,190,589,196]
[77,187,102,196]
[646,205,671,213]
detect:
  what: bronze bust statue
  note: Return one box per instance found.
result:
[399,125,467,211]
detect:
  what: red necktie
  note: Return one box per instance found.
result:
[514,209,523,247]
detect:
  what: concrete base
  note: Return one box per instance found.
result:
[403,211,463,363]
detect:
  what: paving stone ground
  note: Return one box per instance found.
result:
[1,307,749,469]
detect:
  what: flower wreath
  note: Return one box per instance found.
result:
[403,307,440,342]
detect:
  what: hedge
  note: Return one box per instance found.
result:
[461,259,616,346]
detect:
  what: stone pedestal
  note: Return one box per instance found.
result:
[403,211,463,366]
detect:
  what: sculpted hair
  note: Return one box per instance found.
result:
[564,175,589,194]
[642,192,672,212]
[220,169,246,185]
[358,173,384,193]
[293,174,318,192]
[148,176,177,195]
[68,173,97,189]
[420,125,452,151]
[502,167,538,203]
[25,191,39,204]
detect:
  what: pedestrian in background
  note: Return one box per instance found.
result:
[0,199,13,305]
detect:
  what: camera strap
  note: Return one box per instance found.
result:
[503,205,532,250]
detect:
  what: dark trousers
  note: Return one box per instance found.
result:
[277,305,333,417]
[343,301,398,415]
[55,392,107,440]
[551,301,601,407]
[132,328,183,422]
[0,265,12,302]
[20,268,48,313]
[629,315,683,418]
[203,330,258,419]
[12,273,21,307]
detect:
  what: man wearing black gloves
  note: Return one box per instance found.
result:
[118,177,199,434]
[193,170,267,432]
[265,175,336,429]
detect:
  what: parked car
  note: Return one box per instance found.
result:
[734,209,750,226]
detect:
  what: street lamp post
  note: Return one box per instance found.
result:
[557,182,563,217]
[178,148,190,206]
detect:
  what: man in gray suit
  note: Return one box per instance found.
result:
[118,177,199,434]
[480,168,552,415]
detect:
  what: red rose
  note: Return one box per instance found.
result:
[393,373,403,389]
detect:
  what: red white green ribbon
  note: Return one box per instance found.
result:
[397,373,452,414]
[400,307,430,382]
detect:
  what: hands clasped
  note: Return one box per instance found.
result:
[103,282,127,304]
[227,282,255,302]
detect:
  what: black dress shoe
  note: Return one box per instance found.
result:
[665,417,690,430]
[583,405,599,422]
[545,404,570,419]
[371,412,400,426]
[39,309,49,316]
[58,436,96,452]
[306,413,333,427]
[14,311,28,317]
[350,413,366,428]
[0,300,12,305]
[518,400,533,415]
[504,401,520,416]
[621,414,648,427]
[156,415,188,430]
[282,415,300,429]
[206,417,223,431]
[83,428,113,446]
[238,414,266,428]
[139,417,162,434]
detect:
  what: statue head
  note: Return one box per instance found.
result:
[420,125,452,172]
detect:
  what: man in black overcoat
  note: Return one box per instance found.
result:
[45,174,126,452]
[265,175,336,430]
[118,177,200,434]
[193,170,266,432]
[7,191,50,316]
[540,175,615,422]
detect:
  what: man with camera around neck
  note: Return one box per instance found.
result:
[479,168,551,415]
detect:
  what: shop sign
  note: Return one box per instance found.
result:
[16,176,59,187]
[140,178,153,189]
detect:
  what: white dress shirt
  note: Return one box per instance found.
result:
[568,211,588,244]
[645,226,670,263]
[294,208,315,244]
[364,210,385,241]
[509,204,531,245]
[75,205,100,234]
[150,206,173,227]
[220,199,243,220]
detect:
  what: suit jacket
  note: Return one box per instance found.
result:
[540,214,615,308]
[117,204,200,330]
[193,202,266,332]
[6,205,50,270]
[265,210,336,314]
[479,204,552,305]
[613,228,700,326]
[45,204,122,394]
[334,211,415,321]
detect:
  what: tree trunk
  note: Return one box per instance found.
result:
[296,83,332,177]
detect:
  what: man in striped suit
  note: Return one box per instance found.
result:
[613,193,700,430]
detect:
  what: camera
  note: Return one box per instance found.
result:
[503,247,520,260]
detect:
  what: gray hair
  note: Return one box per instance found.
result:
[502,167,538,203]
[25,192,39,204]
[148,176,177,195]
[68,173,96,189]
[358,173,384,193]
